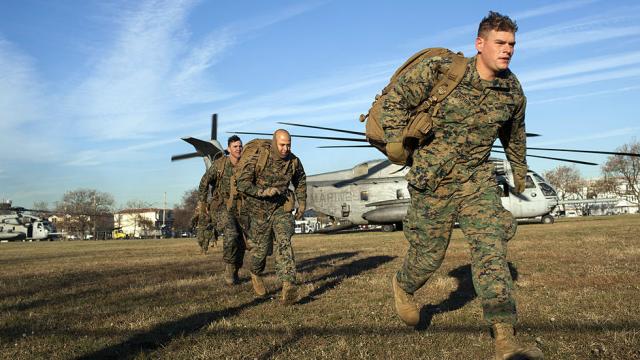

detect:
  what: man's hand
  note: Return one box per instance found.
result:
[295,202,306,220]
[256,187,281,198]
[513,177,525,194]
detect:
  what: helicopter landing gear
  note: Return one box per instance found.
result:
[541,215,555,224]
[382,224,395,232]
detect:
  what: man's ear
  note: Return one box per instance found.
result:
[475,36,484,53]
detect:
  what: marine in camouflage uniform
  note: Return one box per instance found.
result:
[383,11,542,360]
[236,130,306,304]
[197,136,246,284]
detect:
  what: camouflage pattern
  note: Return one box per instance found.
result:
[197,155,245,267]
[236,145,306,283]
[383,55,526,325]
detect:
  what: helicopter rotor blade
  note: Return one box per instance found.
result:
[278,121,541,138]
[317,145,374,148]
[277,122,366,136]
[496,146,640,157]
[171,152,201,161]
[492,150,598,166]
[231,131,368,142]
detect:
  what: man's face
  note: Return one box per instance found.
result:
[275,133,291,159]
[475,30,516,76]
[227,140,242,160]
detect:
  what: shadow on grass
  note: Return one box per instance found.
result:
[71,251,368,359]
[298,255,396,305]
[415,262,518,331]
[297,251,359,273]
[74,296,272,360]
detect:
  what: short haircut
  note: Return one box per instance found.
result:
[477,11,518,37]
[227,135,242,146]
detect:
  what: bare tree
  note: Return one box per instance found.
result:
[602,139,640,205]
[589,176,618,198]
[32,201,49,211]
[55,189,115,239]
[543,165,585,201]
[173,188,198,233]
[31,201,50,218]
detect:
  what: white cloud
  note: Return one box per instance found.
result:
[0,37,44,129]
[513,0,597,20]
[529,85,640,105]
[406,0,597,48]
[520,51,640,84]
[531,127,640,147]
[0,37,61,162]
[62,0,325,144]
[519,25,640,53]
[525,66,640,91]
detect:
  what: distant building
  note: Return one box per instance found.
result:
[556,176,638,216]
[48,212,114,240]
[114,208,173,238]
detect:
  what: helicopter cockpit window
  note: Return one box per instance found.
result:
[532,173,546,184]
[538,182,557,197]
[525,175,536,189]
[360,191,369,201]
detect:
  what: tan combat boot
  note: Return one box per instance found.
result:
[224,264,236,285]
[281,281,298,305]
[492,323,544,360]
[250,273,267,297]
[392,276,420,326]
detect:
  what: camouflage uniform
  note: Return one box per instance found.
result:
[382,55,526,325]
[236,146,306,283]
[198,156,245,268]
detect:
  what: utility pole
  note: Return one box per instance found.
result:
[163,192,167,228]
[93,193,97,240]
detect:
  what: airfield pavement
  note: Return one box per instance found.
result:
[1,215,639,359]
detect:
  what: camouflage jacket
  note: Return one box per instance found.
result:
[198,156,235,210]
[381,54,527,191]
[236,148,307,215]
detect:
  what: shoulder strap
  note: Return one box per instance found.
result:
[415,53,468,114]
[215,156,226,175]
[255,145,270,176]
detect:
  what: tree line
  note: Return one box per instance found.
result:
[542,140,639,204]
[31,188,200,239]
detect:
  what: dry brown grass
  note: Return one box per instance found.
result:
[1,215,639,359]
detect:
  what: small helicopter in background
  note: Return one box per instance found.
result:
[0,201,59,241]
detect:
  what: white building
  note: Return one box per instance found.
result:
[114,208,173,238]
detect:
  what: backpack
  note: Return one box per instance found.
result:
[208,155,228,210]
[359,48,469,165]
[227,139,301,211]
[227,139,271,210]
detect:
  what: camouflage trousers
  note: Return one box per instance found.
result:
[397,180,518,325]
[220,209,246,268]
[249,206,296,283]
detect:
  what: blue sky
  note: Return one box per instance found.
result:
[1,0,639,209]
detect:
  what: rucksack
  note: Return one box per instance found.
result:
[359,48,469,165]
[208,154,229,210]
[227,139,271,210]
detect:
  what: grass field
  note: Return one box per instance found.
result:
[1,215,639,359]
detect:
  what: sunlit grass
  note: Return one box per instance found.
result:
[1,215,639,359]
